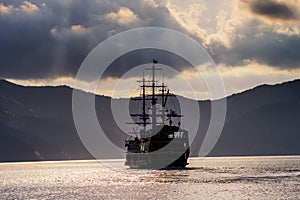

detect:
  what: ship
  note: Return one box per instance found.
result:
[125,59,190,169]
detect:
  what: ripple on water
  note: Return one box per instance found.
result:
[0,156,300,199]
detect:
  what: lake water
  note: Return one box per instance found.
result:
[1,156,300,199]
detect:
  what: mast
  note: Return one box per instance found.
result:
[142,72,146,130]
[129,59,167,132]
[151,59,157,130]
[162,75,165,121]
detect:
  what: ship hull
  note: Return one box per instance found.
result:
[125,151,189,169]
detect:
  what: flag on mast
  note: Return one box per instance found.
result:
[153,59,158,64]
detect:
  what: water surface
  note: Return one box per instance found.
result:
[1,156,299,199]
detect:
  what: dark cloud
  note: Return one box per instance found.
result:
[206,2,300,69]
[1,0,300,81]
[103,49,193,79]
[0,0,187,80]
[245,0,298,21]
[211,20,300,69]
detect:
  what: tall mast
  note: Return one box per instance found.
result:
[130,59,164,132]
[142,72,146,130]
[151,60,156,130]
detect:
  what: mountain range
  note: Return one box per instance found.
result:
[0,79,299,162]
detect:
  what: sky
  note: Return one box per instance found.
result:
[1,0,300,99]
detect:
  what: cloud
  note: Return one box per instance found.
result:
[0,1,39,14]
[0,3,13,14]
[103,49,194,79]
[241,0,299,21]
[166,0,246,48]
[70,25,90,34]
[0,0,186,80]
[105,7,140,26]
[19,1,39,13]
[1,0,299,99]
[0,0,300,83]
[211,29,300,69]
[165,0,300,70]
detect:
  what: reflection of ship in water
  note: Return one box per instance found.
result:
[125,59,190,169]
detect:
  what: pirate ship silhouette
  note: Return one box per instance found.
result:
[125,59,190,169]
